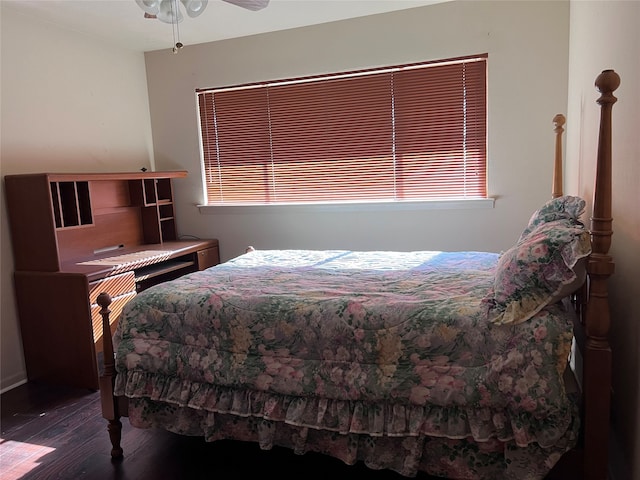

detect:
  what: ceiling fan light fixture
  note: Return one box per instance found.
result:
[157,0,184,23]
[136,0,161,15]
[137,0,208,23]
[181,0,208,18]
[136,0,269,24]
[222,0,269,11]
[134,0,269,52]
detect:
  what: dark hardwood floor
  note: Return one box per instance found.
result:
[1,382,580,480]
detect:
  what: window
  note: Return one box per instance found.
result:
[197,54,487,205]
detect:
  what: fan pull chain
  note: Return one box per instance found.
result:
[171,0,183,53]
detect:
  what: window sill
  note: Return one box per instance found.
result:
[197,198,495,215]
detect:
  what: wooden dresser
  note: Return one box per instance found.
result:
[4,171,219,390]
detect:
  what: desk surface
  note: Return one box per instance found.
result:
[57,239,219,281]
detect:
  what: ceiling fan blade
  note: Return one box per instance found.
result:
[222,0,270,11]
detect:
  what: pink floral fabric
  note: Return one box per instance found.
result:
[114,249,578,479]
[519,195,587,241]
[486,219,591,326]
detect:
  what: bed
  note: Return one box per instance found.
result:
[97,69,620,480]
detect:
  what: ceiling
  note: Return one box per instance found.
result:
[4,0,448,53]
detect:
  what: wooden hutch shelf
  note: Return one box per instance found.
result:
[4,171,219,390]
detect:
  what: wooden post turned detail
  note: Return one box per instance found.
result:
[583,69,619,480]
[586,69,619,344]
[552,113,566,198]
[97,292,124,459]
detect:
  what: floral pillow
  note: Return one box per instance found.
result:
[519,195,587,241]
[485,218,591,325]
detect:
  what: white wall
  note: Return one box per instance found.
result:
[0,6,152,390]
[144,0,570,262]
[566,2,640,479]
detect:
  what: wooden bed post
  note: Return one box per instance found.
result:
[97,292,124,458]
[552,113,566,198]
[583,69,619,480]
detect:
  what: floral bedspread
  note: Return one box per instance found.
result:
[114,249,578,479]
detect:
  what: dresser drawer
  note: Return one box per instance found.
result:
[197,246,220,270]
[91,291,137,353]
[89,271,137,353]
[88,271,136,304]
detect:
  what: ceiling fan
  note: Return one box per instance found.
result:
[136,0,270,24]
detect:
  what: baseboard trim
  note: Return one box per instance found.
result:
[0,377,28,395]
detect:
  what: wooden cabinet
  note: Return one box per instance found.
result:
[4,171,219,390]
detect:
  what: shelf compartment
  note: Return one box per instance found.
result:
[51,181,93,229]
[160,218,177,242]
[143,179,157,204]
[76,182,93,225]
[156,178,173,202]
[159,204,174,220]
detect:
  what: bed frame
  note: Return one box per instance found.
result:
[96,69,620,479]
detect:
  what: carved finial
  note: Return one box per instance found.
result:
[97,292,112,308]
[595,69,620,105]
[553,113,566,131]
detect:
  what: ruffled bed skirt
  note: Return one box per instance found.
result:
[117,371,579,479]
